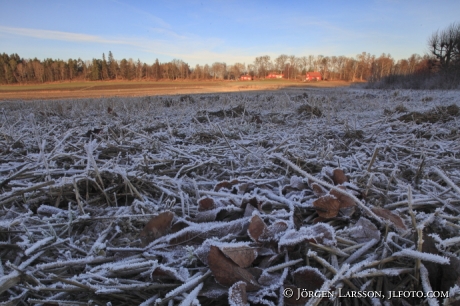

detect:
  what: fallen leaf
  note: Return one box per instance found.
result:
[259,220,288,242]
[214,179,240,192]
[293,266,326,291]
[248,214,267,242]
[350,217,380,243]
[312,195,340,219]
[198,197,215,211]
[139,211,174,247]
[151,265,188,282]
[330,188,355,217]
[330,188,355,208]
[228,281,249,306]
[331,168,348,185]
[371,207,407,231]
[311,183,327,197]
[208,246,260,291]
[221,246,258,268]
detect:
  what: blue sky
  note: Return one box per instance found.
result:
[0,0,458,66]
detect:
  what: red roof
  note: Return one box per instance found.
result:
[306,72,322,77]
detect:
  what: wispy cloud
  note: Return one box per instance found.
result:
[0,26,127,44]
[148,27,188,40]
[0,25,241,64]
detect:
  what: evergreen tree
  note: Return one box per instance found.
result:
[0,54,7,84]
[101,53,109,80]
[119,59,128,80]
[153,59,161,80]
[108,51,118,79]
[91,58,101,80]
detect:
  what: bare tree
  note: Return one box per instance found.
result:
[299,56,308,74]
[287,55,296,79]
[428,22,460,70]
[275,54,288,75]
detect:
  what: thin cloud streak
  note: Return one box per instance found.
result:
[0,25,242,65]
[0,26,127,45]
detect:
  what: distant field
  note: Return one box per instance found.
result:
[0,79,351,100]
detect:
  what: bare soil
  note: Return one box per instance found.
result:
[0,80,351,100]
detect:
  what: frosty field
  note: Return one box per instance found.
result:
[1,88,460,305]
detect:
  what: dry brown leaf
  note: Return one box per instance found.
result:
[170,220,189,234]
[330,188,356,217]
[248,214,267,242]
[208,246,260,291]
[198,197,215,211]
[350,217,380,243]
[312,195,340,219]
[371,207,406,230]
[139,211,174,247]
[293,266,326,291]
[330,188,355,208]
[228,281,249,306]
[285,267,327,304]
[331,168,348,185]
[311,183,327,197]
[259,220,288,242]
[214,179,239,192]
[220,246,258,268]
[151,266,186,282]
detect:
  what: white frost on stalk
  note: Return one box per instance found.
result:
[343,238,378,264]
[278,223,336,247]
[392,249,450,264]
[163,271,204,300]
[165,217,248,245]
[179,282,204,306]
[24,236,55,256]
[420,263,439,306]
[36,205,65,216]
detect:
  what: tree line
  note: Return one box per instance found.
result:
[0,51,434,84]
[0,22,458,87]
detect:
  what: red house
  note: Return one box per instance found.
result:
[306,72,322,81]
[240,75,253,81]
[266,73,284,79]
